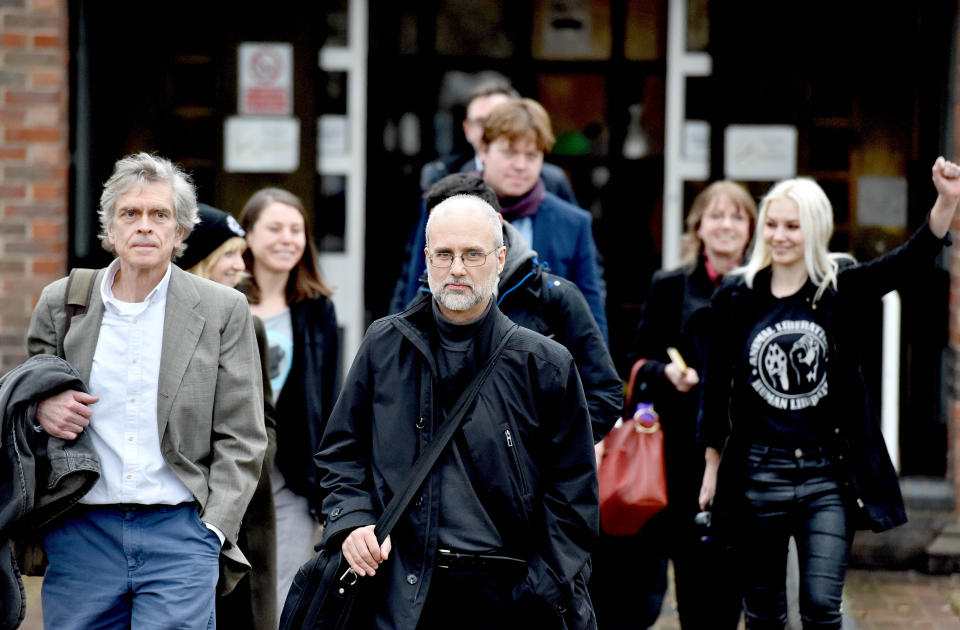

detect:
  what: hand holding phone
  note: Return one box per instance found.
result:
[666,347,687,371]
[665,347,698,393]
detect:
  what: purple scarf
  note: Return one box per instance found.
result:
[497,178,546,223]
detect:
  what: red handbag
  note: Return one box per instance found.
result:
[597,359,668,536]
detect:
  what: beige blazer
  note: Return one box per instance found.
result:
[27,265,267,573]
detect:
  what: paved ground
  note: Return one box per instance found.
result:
[650,568,960,630]
[21,577,40,630]
[844,570,960,629]
[20,568,960,629]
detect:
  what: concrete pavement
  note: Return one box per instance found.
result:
[20,568,960,629]
[844,569,960,629]
[651,568,960,630]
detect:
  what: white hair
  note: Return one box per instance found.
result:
[98,152,198,260]
[425,194,504,250]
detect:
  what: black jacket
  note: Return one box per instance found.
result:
[627,258,717,519]
[410,221,622,442]
[0,355,101,630]
[273,296,340,514]
[700,221,949,533]
[316,298,598,629]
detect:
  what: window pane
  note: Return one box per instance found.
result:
[326,0,349,47]
[315,175,346,252]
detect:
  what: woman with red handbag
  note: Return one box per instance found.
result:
[698,157,960,628]
[589,182,756,629]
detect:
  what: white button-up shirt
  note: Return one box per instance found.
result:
[82,259,194,507]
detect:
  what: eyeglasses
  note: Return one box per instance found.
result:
[428,249,497,268]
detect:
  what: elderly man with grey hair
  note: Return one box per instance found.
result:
[315,194,599,629]
[27,152,266,630]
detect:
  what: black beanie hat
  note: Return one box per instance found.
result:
[178,203,246,271]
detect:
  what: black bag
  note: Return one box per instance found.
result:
[278,326,518,630]
[279,547,363,630]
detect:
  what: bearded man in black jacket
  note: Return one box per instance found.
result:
[406,173,622,443]
[315,194,599,629]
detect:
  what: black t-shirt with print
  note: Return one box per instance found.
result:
[740,284,830,448]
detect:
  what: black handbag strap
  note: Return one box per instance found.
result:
[373,324,518,544]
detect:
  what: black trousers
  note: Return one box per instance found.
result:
[741,444,852,630]
[589,508,743,630]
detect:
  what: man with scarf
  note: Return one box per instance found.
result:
[389,79,579,316]
[476,97,607,341]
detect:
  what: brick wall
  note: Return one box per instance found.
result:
[0,0,69,372]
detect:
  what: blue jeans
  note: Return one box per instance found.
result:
[42,503,220,630]
[741,444,852,630]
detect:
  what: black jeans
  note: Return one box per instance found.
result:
[741,443,852,630]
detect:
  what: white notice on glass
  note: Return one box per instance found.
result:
[857,176,907,228]
[724,125,797,181]
[224,116,300,173]
[318,115,349,156]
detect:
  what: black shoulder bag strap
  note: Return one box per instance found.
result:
[372,323,519,545]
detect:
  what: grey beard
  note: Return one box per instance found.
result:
[430,273,500,311]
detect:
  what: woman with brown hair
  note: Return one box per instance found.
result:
[239,188,340,619]
[590,181,756,629]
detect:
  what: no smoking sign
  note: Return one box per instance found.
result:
[238,42,293,115]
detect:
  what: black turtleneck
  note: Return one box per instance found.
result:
[431,298,490,412]
[430,297,503,552]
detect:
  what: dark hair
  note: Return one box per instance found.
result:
[424,173,501,213]
[239,187,332,304]
[466,78,519,109]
